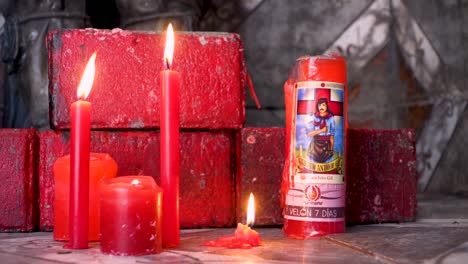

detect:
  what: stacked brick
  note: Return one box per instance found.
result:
[0,28,418,232]
[41,29,245,230]
[0,129,38,231]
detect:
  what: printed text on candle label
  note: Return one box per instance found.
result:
[285,81,346,222]
[285,205,344,219]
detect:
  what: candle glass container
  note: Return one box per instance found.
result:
[282,54,347,239]
[54,153,118,241]
[100,176,163,256]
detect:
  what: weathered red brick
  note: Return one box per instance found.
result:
[48,29,246,130]
[237,128,285,226]
[0,129,38,232]
[346,129,417,224]
[39,130,235,231]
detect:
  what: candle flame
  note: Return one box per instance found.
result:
[246,193,255,226]
[131,179,139,185]
[76,52,97,100]
[163,23,174,69]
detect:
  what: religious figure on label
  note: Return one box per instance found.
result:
[307,98,335,163]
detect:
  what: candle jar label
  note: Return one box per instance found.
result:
[284,81,345,222]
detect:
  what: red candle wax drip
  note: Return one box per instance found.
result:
[205,193,260,249]
[204,223,261,249]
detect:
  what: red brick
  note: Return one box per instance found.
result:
[0,129,38,232]
[346,129,417,224]
[48,29,246,130]
[39,130,235,231]
[237,128,285,226]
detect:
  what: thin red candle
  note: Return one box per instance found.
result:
[160,23,180,248]
[66,53,97,249]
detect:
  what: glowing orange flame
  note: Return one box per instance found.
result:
[247,193,255,226]
[163,23,174,69]
[76,52,97,100]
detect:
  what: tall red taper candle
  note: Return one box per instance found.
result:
[67,53,97,249]
[160,23,180,248]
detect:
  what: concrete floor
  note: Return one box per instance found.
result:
[1,195,467,263]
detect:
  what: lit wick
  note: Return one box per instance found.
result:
[246,192,255,228]
[163,23,174,71]
[164,58,170,70]
[76,53,96,101]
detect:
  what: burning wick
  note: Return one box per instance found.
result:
[247,193,255,228]
[204,192,261,249]
[163,23,174,70]
[131,179,139,185]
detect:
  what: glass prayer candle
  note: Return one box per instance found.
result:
[282,54,347,238]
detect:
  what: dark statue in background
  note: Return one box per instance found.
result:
[0,0,209,128]
[1,0,87,128]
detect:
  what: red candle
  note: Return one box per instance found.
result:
[160,23,180,248]
[67,53,97,249]
[282,54,347,239]
[53,153,117,241]
[100,176,163,256]
[204,193,261,249]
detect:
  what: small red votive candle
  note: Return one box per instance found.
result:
[100,176,162,256]
[53,153,118,241]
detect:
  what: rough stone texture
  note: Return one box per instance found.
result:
[48,29,246,129]
[238,0,373,125]
[39,130,235,231]
[236,127,284,226]
[346,129,417,224]
[232,0,468,195]
[0,129,38,232]
[326,223,468,263]
[403,0,468,194]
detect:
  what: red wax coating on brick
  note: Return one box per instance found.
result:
[237,127,285,226]
[346,129,417,224]
[39,130,235,231]
[47,29,246,129]
[204,223,261,249]
[0,129,38,232]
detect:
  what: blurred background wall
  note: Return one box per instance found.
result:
[1,0,467,194]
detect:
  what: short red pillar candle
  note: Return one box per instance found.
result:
[100,176,163,256]
[160,23,180,248]
[53,153,118,241]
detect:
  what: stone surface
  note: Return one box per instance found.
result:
[39,130,235,231]
[326,221,468,263]
[0,129,38,232]
[236,127,285,226]
[3,219,468,263]
[0,229,383,263]
[48,29,246,129]
[346,129,417,224]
